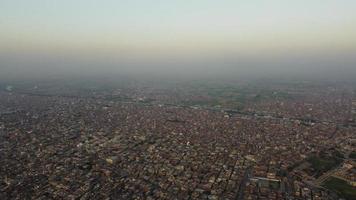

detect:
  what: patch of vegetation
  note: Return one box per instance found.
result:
[350,151,356,159]
[182,99,221,107]
[322,177,356,200]
[305,151,343,177]
[181,84,296,110]
[332,150,345,159]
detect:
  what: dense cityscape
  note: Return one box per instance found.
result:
[0,80,355,199]
[1,0,356,199]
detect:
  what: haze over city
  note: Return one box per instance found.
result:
[1,1,356,200]
[1,0,356,79]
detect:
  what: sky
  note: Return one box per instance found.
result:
[1,0,356,79]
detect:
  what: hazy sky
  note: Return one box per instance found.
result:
[1,1,356,79]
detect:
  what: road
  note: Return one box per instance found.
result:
[236,166,252,200]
